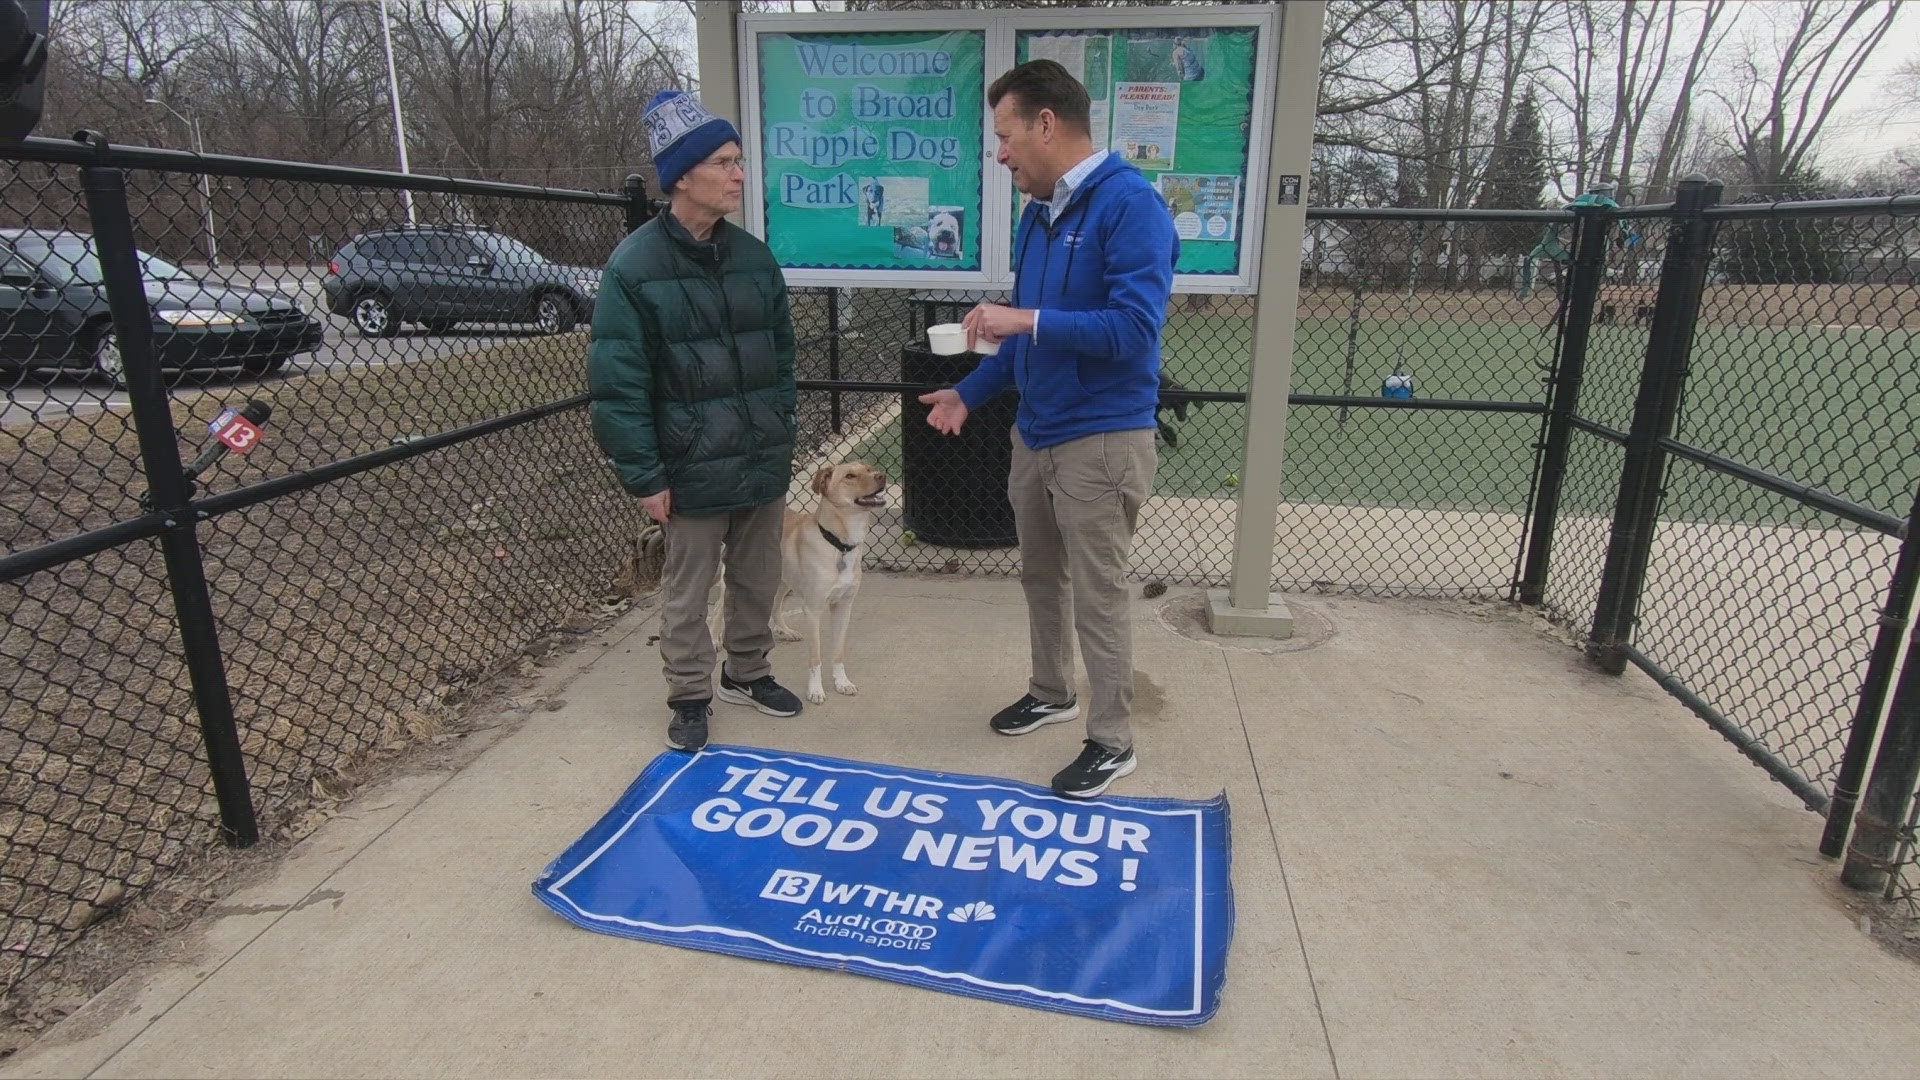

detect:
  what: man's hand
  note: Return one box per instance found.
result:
[640,488,673,523]
[918,388,969,435]
[961,303,1036,351]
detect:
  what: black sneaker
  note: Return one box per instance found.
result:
[666,700,710,752]
[716,672,804,717]
[989,693,1080,736]
[1052,740,1137,798]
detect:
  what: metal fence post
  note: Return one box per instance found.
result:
[79,137,257,846]
[1587,175,1722,675]
[1841,601,1920,891]
[1824,482,1920,857]
[1518,205,1610,604]
[827,288,843,435]
[624,173,653,233]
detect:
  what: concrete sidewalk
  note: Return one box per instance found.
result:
[6,577,1917,1079]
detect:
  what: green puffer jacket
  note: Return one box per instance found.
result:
[587,212,797,515]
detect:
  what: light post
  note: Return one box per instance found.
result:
[145,96,219,268]
[378,0,416,225]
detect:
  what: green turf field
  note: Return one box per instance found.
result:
[845,313,1917,526]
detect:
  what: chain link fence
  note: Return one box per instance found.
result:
[790,215,1570,595]
[3,139,1918,1001]
[1602,194,1915,813]
[782,287,1261,585]
[1887,786,1920,927]
[1,141,657,994]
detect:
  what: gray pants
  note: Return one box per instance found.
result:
[658,500,784,704]
[1008,428,1156,751]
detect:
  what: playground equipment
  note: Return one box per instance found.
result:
[1522,181,1620,300]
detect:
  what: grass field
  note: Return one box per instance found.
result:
[850,311,1919,527]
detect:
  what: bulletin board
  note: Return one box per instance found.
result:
[1015,21,1263,282]
[742,20,996,282]
[738,6,1281,293]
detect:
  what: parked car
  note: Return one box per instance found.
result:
[321,225,600,337]
[0,229,325,387]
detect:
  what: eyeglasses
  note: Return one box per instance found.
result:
[697,155,747,174]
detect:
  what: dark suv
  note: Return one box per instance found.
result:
[322,226,600,337]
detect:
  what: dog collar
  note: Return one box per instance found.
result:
[817,524,857,554]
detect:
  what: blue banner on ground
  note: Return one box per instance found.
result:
[533,745,1234,1026]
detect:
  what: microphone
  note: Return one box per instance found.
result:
[184,399,272,481]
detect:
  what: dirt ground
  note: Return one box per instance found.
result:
[0,590,640,1059]
[0,334,648,1004]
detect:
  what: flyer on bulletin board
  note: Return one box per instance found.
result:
[1158,174,1242,243]
[756,29,985,272]
[1024,33,1112,144]
[1111,83,1179,171]
[1014,25,1259,277]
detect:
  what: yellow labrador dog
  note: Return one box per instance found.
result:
[776,462,889,704]
[707,461,889,704]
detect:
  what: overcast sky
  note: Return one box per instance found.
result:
[671,1,1920,176]
[1819,12,1918,172]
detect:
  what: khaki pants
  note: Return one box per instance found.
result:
[658,499,785,703]
[1008,427,1156,751]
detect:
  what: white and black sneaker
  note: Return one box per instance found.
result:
[1052,740,1137,798]
[717,672,804,717]
[989,693,1081,736]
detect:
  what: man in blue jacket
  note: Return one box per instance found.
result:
[918,59,1178,798]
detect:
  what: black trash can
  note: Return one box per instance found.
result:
[900,344,1020,548]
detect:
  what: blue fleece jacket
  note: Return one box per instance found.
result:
[954,154,1178,450]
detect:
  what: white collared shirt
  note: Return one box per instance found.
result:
[1046,149,1109,224]
[1030,149,1108,343]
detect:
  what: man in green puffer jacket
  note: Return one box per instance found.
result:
[588,89,804,752]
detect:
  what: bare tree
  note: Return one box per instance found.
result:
[498,0,688,189]
[1475,0,1549,196]
[1316,1,1472,161]
[1596,1,1666,201]
[1895,56,1920,101]
[1713,0,1903,192]
[1538,0,1620,198]
[1642,0,1732,202]
[205,0,387,160]
[393,0,527,176]
[42,0,217,146]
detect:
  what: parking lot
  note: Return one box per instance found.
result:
[2,264,569,428]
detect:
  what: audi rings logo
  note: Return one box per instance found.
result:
[869,920,938,940]
[794,909,941,951]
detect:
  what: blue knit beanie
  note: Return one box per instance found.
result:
[644,90,742,194]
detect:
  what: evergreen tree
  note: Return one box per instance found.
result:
[1476,90,1549,277]
[1478,91,1548,216]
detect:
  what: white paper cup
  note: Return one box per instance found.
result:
[927,323,967,355]
[927,323,1002,356]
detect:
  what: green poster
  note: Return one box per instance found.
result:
[756,30,985,272]
[1015,26,1259,277]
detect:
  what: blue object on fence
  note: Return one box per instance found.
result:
[533,745,1235,1026]
[1381,367,1415,399]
